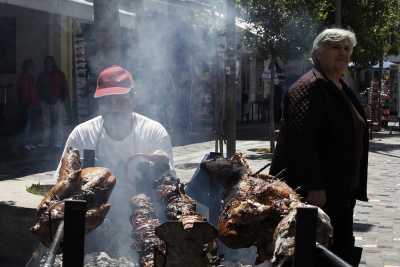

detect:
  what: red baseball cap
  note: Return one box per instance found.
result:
[94,65,134,98]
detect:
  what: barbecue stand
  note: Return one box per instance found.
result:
[29,150,357,267]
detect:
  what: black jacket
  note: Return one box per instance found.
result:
[270,68,368,201]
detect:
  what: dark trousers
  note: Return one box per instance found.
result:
[323,198,358,266]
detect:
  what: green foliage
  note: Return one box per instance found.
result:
[238,0,323,60]
[26,183,53,196]
[238,0,400,66]
[340,0,400,67]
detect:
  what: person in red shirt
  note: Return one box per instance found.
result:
[37,56,68,148]
[17,59,40,151]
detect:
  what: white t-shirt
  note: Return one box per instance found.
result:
[55,112,174,180]
[57,113,174,254]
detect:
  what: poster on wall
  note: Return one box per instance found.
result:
[0,18,16,74]
[73,21,96,122]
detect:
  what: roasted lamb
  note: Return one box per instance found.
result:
[31,148,116,246]
[202,153,332,265]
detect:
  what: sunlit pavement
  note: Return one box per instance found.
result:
[354,133,400,267]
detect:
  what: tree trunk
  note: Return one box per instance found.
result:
[225,0,237,157]
[214,31,226,155]
[93,0,121,73]
[335,0,342,27]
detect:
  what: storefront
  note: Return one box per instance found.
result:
[0,0,136,136]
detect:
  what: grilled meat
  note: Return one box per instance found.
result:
[201,153,251,188]
[31,148,116,247]
[153,175,205,229]
[38,148,82,214]
[272,203,333,267]
[130,194,165,267]
[218,176,300,263]
[80,167,116,208]
[152,175,218,267]
[203,153,332,265]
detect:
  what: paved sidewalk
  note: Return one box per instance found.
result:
[354,134,400,267]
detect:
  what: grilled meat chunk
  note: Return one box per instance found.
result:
[31,147,116,247]
[130,194,165,267]
[272,203,333,267]
[153,175,205,229]
[203,153,332,265]
[38,148,82,214]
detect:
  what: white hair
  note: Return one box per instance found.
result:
[311,28,357,64]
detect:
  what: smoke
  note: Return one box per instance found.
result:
[119,1,223,145]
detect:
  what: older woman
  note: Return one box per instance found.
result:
[270,28,368,266]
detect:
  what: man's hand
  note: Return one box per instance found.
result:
[305,190,327,208]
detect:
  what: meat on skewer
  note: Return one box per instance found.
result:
[202,153,332,265]
[31,147,116,247]
[130,194,165,267]
[37,148,82,214]
[153,175,205,229]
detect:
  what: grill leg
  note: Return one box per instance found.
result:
[63,200,87,267]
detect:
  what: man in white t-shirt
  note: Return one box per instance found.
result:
[56,65,174,257]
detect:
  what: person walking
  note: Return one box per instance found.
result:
[37,56,68,148]
[17,59,40,151]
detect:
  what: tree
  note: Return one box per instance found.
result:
[238,0,323,151]
[311,0,400,67]
[225,0,237,157]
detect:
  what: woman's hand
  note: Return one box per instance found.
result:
[306,190,327,208]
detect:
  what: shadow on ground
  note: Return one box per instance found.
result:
[175,163,200,170]
[353,223,375,232]
[237,122,270,140]
[245,153,273,160]
[0,147,61,181]
[0,201,16,206]
[369,141,400,151]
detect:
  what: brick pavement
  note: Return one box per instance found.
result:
[354,133,400,267]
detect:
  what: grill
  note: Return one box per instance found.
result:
[27,151,353,267]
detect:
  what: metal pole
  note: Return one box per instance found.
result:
[63,200,87,267]
[294,206,317,267]
[43,221,64,267]
[315,243,352,267]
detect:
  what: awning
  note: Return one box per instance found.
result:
[0,0,136,29]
